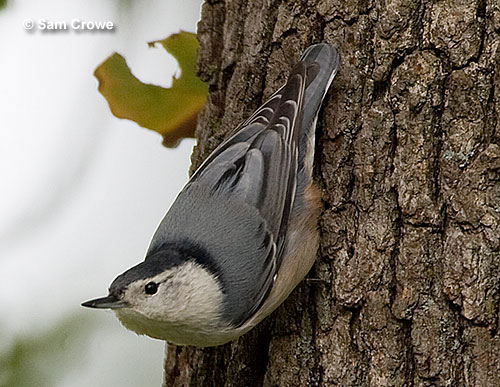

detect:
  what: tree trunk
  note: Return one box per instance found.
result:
[164,0,500,385]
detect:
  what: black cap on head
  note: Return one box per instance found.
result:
[81,240,224,310]
[108,247,186,294]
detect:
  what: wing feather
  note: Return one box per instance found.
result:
[179,62,310,325]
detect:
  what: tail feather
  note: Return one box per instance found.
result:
[295,43,340,207]
[300,43,340,137]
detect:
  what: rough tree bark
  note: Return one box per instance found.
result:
[163,0,500,385]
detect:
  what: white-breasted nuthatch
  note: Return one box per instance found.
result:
[82,43,340,347]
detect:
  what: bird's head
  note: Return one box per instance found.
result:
[82,245,226,343]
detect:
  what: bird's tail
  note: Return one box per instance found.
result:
[300,43,340,138]
[296,43,340,201]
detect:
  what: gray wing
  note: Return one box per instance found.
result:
[149,44,339,327]
[189,63,309,251]
[178,62,309,324]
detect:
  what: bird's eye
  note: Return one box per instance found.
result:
[144,282,158,295]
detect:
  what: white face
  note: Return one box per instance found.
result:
[112,262,226,342]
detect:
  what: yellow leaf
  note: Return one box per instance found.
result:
[94,31,207,147]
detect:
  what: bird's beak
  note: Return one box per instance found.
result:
[81,295,128,309]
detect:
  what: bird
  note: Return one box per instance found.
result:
[82,43,340,347]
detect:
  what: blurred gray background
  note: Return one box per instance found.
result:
[0,0,203,385]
